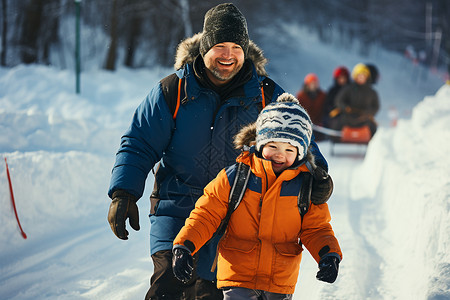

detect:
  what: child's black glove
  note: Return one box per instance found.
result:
[311,166,333,204]
[316,255,340,283]
[172,248,194,283]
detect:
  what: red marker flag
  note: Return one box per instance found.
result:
[5,157,27,239]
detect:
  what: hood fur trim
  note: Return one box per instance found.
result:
[233,122,317,168]
[174,32,268,77]
[233,123,257,150]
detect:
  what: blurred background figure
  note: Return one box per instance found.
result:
[328,63,380,138]
[296,73,327,140]
[365,63,380,85]
[323,66,350,129]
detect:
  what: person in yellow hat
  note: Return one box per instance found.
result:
[328,63,380,137]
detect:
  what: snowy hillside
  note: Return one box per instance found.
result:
[0,30,449,299]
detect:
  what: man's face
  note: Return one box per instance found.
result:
[203,42,245,86]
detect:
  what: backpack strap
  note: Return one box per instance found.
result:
[160,73,185,119]
[298,172,313,220]
[162,74,275,118]
[151,74,185,206]
[260,77,276,108]
[297,171,313,249]
[207,162,251,244]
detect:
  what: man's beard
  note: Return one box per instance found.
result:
[209,60,243,83]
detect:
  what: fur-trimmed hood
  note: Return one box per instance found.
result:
[233,122,317,168]
[174,32,269,77]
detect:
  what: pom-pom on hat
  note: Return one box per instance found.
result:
[199,3,249,58]
[256,93,312,161]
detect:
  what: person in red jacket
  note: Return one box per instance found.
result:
[296,73,327,140]
[172,93,342,299]
[323,66,350,129]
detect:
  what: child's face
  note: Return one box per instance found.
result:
[261,141,298,173]
[355,73,368,85]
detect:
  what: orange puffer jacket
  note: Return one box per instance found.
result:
[174,151,342,294]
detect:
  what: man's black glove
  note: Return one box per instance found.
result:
[107,190,140,240]
[316,255,340,283]
[172,247,194,284]
[311,166,334,205]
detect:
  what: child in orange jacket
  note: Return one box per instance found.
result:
[172,93,342,299]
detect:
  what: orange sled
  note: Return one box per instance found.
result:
[340,126,372,144]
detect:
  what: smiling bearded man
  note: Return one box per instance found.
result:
[107,3,331,300]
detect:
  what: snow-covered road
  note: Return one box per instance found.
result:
[1,48,448,299]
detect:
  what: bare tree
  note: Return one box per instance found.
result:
[1,0,6,66]
[0,0,447,71]
[104,0,118,70]
[20,0,45,64]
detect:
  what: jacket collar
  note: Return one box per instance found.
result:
[177,57,262,102]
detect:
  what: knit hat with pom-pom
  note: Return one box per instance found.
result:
[256,93,312,160]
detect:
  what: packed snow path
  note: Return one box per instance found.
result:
[295,144,384,299]
[1,62,448,299]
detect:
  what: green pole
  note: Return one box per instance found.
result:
[75,0,81,94]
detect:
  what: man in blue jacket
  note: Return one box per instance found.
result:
[107,3,330,300]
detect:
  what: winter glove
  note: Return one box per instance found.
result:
[107,190,140,240]
[316,255,340,283]
[172,247,194,284]
[311,166,334,205]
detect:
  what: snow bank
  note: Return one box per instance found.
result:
[351,84,450,299]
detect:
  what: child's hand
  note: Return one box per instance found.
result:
[316,255,340,283]
[172,247,194,283]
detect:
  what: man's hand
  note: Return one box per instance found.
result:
[172,247,194,284]
[107,190,140,240]
[316,255,340,283]
[311,166,333,205]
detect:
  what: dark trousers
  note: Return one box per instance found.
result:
[145,250,223,300]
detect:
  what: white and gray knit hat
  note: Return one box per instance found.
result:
[256,93,312,160]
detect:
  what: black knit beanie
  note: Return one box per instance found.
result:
[199,3,249,57]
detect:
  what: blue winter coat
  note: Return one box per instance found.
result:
[108,35,327,280]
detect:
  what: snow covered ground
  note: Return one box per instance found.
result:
[1,30,449,299]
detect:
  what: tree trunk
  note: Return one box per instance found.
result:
[20,0,44,64]
[1,0,7,66]
[124,13,141,67]
[104,0,118,71]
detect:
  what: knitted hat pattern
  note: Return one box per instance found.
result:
[199,3,249,57]
[256,93,313,160]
